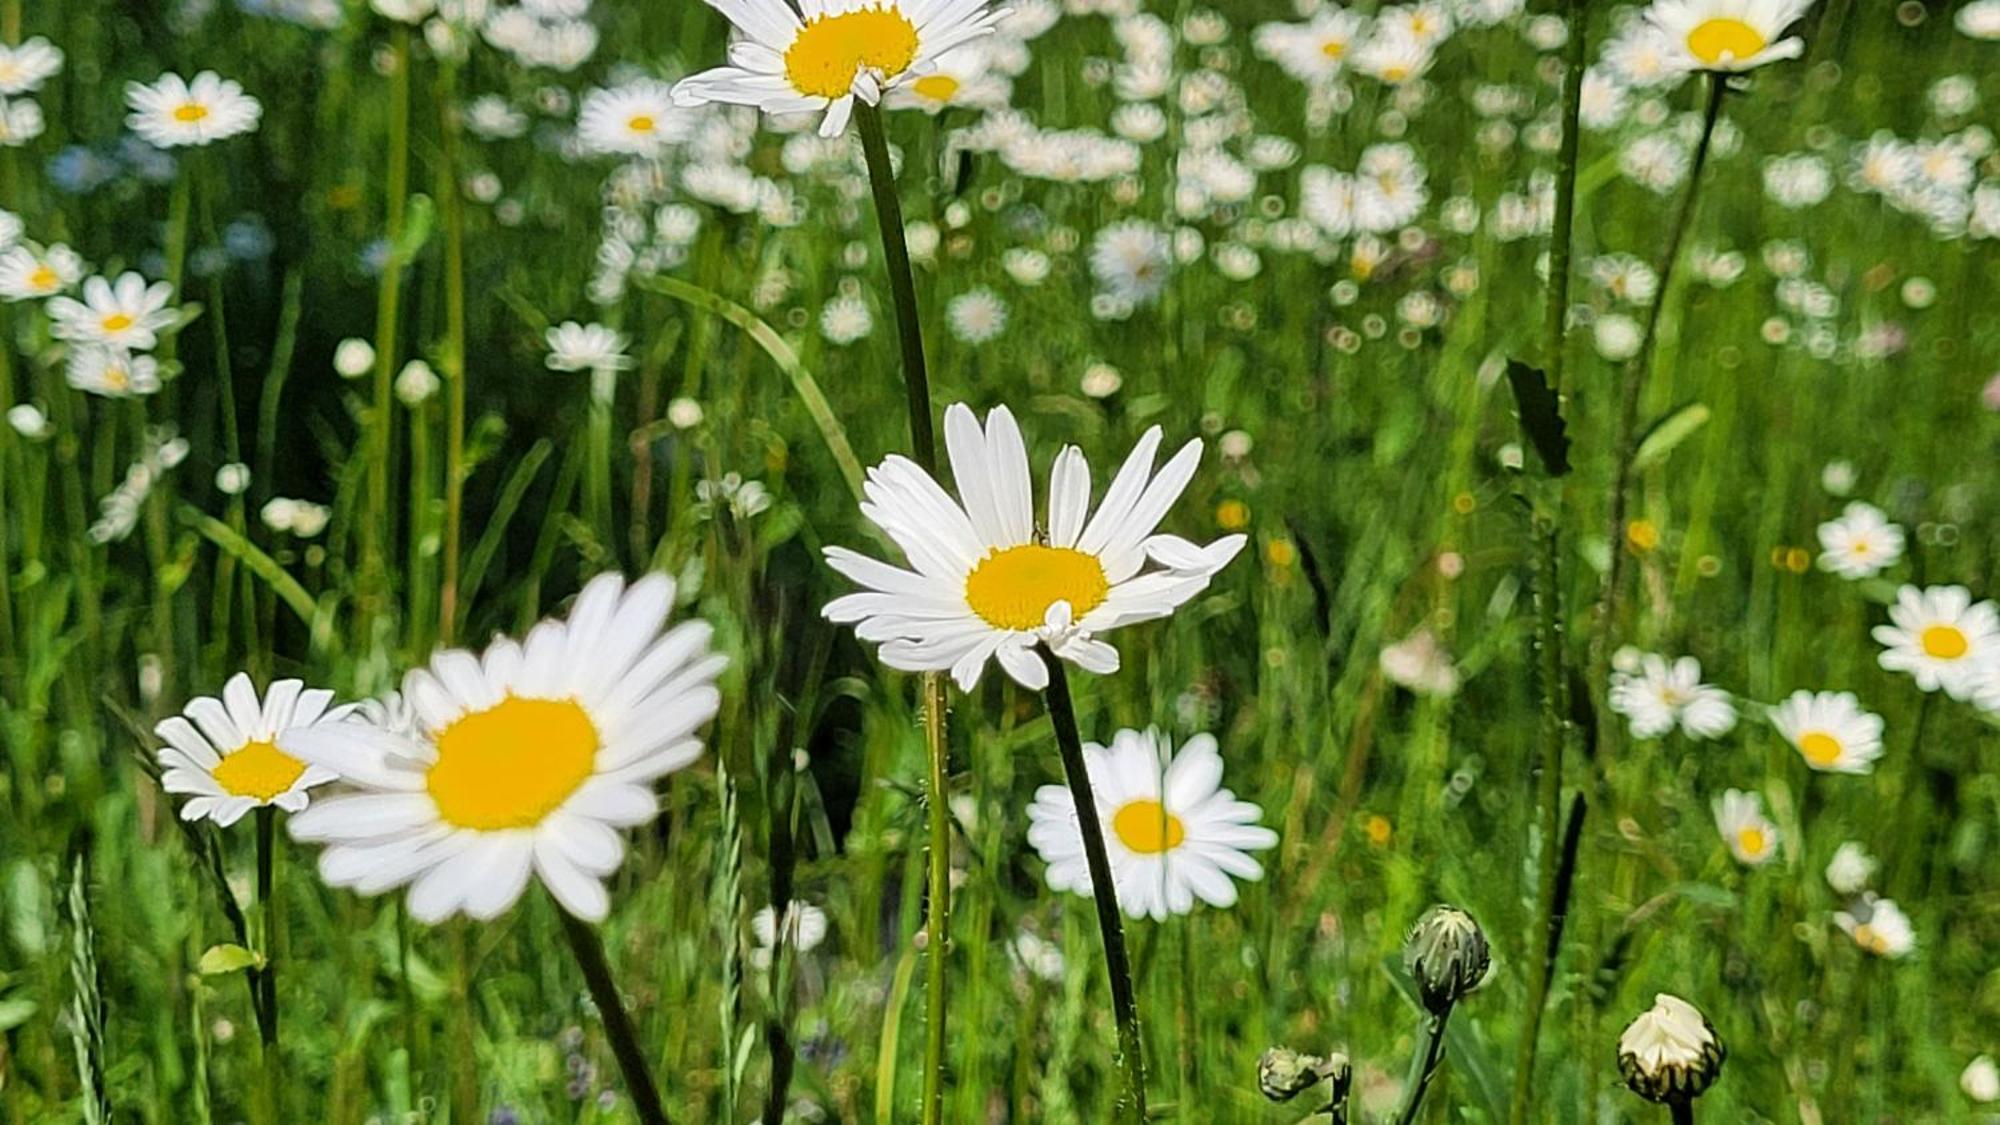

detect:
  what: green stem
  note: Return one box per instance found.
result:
[254,806,278,1050]
[362,25,412,648]
[555,904,670,1125]
[1394,1006,1454,1125]
[1040,648,1147,1123]
[435,58,468,646]
[853,102,937,469]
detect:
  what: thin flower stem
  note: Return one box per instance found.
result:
[555,906,671,1125]
[1039,648,1148,1124]
[361,25,412,649]
[1670,1099,1696,1125]
[435,57,469,647]
[253,805,278,1050]
[1394,1006,1454,1125]
[853,99,956,1125]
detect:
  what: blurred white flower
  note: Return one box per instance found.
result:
[1815,502,1903,580]
[1713,789,1777,866]
[1609,654,1737,740]
[126,72,262,148]
[545,321,633,374]
[1834,894,1914,958]
[1824,841,1876,896]
[749,901,829,970]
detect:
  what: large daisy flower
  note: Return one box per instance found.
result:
[1025,728,1277,921]
[1769,689,1883,774]
[822,403,1245,692]
[283,573,725,923]
[125,71,263,148]
[1872,584,1999,700]
[1642,0,1814,74]
[154,673,347,825]
[671,0,1011,137]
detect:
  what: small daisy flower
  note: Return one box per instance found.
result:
[1713,788,1778,866]
[819,294,874,345]
[1351,26,1436,85]
[125,71,263,148]
[1824,841,1876,895]
[672,0,1011,137]
[46,272,178,352]
[1251,10,1367,85]
[1769,690,1884,774]
[1608,654,1738,740]
[66,347,163,399]
[1815,501,1904,580]
[1025,728,1277,921]
[0,37,64,96]
[154,673,347,826]
[749,901,830,969]
[946,287,1008,343]
[881,41,1013,113]
[0,95,43,146]
[545,321,633,374]
[1872,584,1999,700]
[1834,894,1913,958]
[0,242,84,301]
[822,403,1246,691]
[576,79,693,158]
[284,572,726,923]
[1090,218,1173,305]
[1643,0,1813,74]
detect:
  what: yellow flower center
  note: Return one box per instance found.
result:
[212,739,308,801]
[784,7,921,99]
[1920,624,1968,659]
[911,74,961,103]
[1111,799,1185,854]
[426,695,599,830]
[104,365,131,390]
[1798,731,1843,768]
[1320,39,1347,59]
[28,265,56,290]
[1380,64,1410,82]
[101,313,134,333]
[1685,18,1766,66]
[1854,924,1889,955]
[627,113,656,134]
[174,101,210,123]
[1737,826,1767,858]
[962,544,1111,632]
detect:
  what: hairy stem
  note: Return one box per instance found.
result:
[1394,1006,1454,1125]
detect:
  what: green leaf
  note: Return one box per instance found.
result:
[198,943,264,976]
[1503,358,1571,477]
[0,995,36,1032]
[1631,402,1711,472]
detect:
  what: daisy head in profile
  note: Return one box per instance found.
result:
[1815,501,1904,580]
[1769,690,1883,774]
[1834,893,1914,959]
[1618,994,1725,1105]
[283,572,726,923]
[154,673,348,826]
[1642,0,1815,74]
[1025,728,1277,921]
[1872,584,1998,700]
[125,71,263,148]
[0,242,85,301]
[575,79,694,158]
[671,0,1012,137]
[821,403,1245,692]
[1713,788,1778,866]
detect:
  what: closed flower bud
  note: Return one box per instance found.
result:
[1618,993,1724,1105]
[1257,1047,1349,1104]
[1404,905,1490,1015]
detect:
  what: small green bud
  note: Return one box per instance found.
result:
[1403,904,1490,1016]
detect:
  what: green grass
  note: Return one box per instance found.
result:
[2,0,1999,1122]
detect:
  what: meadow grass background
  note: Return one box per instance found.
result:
[2,0,1999,1121]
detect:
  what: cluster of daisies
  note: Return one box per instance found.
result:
[1609,499,1999,962]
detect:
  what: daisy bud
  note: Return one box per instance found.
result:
[1403,904,1490,1016]
[1618,993,1725,1106]
[333,337,375,379]
[395,359,440,405]
[1256,1047,1349,1104]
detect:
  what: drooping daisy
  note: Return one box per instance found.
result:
[0,37,64,96]
[545,321,633,374]
[154,673,347,826]
[1815,501,1904,579]
[283,572,726,922]
[1608,654,1738,740]
[1872,584,1999,700]
[1643,0,1814,74]
[672,0,1011,137]
[66,347,163,399]
[125,71,263,148]
[1834,894,1913,958]
[881,40,1013,113]
[749,900,830,969]
[1089,218,1173,305]
[0,243,81,301]
[45,273,178,352]
[1251,10,1367,86]
[575,79,693,158]
[822,404,1246,691]
[1713,788,1778,866]
[1025,728,1277,921]
[1769,690,1884,774]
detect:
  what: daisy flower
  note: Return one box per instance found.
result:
[154,673,347,826]
[881,41,1013,113]
[0,95,43,146]
[1089,218,1173,305]
[1600,20,1685,89]
[125,71,263,148]
[672,0,1011,137]
[945,287,1008,343]
[545,321,634,374]
[1834,894,1913,958]
[1824,841,1875,895]
[1351,26,1436,85]
[822,403,1246,691]
[1025,728,1277,921]
[576,79,693,158]
[0,243,81,301]
[1251,10,1367,86]
[1769,690,1883,774]
[1607,654,1738,740]
[1618,994,1725,1104]
[0,37,64,96]
[1713,788,1778,866]
[66,347,163,399]
[283,572,726,922]
[749,900,830,969]
[1815,501,1903,579]
[1872,584,1999,700]
[1642,0,1814,74]
[46,273,178,352]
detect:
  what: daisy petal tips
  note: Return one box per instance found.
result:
[821,403,1245,693]
[671,0,1012,137]
[281,572,726,924]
